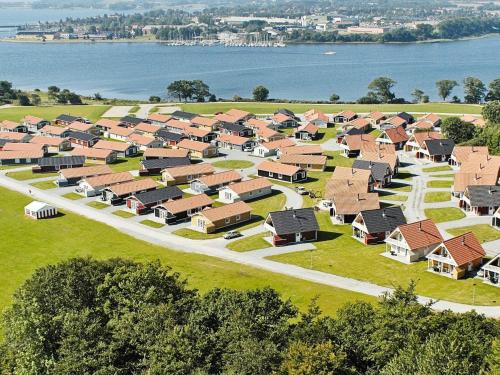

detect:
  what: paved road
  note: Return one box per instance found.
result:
[1,171,499,317]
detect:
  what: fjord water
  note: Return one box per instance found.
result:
[0,35,498,101]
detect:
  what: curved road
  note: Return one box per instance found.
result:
[0,171,498,317]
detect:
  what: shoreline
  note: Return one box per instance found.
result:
[0,33,498,46]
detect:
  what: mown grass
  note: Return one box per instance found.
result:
[140,220,165,229]
[447,225,500,244]
[424,207,466,223]
[109,154,144,172]
[423,165,452,173]
[212,160,254,169]
[62,192,83,200]
[386,182,413,192]
[380,194,408,202]
[0,105,110,123]
[0,186,375,316]
[112,210,136,218]
[30,180,57,190]
[427,180,454,188]
[86,201,109,209]
[424,192,451,203]
[227,233,270,252]
[6,170,58,181]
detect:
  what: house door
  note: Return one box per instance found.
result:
[295,233,301,242]
[489,206,495,215]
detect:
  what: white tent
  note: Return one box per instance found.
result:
[24,201,57,220]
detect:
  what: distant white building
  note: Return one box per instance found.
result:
[24,201,57,220]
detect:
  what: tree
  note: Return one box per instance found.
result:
[329,93,340,103]
[192,80,211,102]
[482,101,500,124]
[463,77,486,104]
[436,80,458,101]
[167,80,193,102]
[441,116,477,144]
[0,80,17,104]
[30,94,41,106]
[149,95,161,103]
[47,85,60,101]
[412,89,425,103]
[367,77,396,103]
[67,92,82,105]
[94,92,103,101]
[253,85,269,102]
[486,78,500,101]
[17,94,30,106]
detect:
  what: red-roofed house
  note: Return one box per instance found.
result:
[272,113,299,128]
[376,126,409,150]
[22,115,50,133]
[333,110,357,124]
[294,123,319,140]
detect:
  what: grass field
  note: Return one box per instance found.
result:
[386,182,413,192]
[62,192,83,200]
[212,160,254,169]
[30,180,57,190]
[0,186,375,316]
[226,233,270,252]
[269,211,499,306]
[380,194,408,202]
[434,173,455,178]
[180,102,482,115]
[424,192,451,203]
[427,180,454,188]
[86,201,109,209]
[112,210,136,218]
[140,220,165,229]
[423,165,452,173]
[303,127,339,144]
[6,170,58,181]
[109,154,144,172]
[447,225,500,244]
[0,105,110,123]
[424,207,466,223]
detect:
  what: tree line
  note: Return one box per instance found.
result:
[0,81,83,106]
[1,258,498,374]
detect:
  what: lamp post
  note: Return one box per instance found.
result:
[472,283,477,305]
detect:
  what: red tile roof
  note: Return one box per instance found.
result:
[382,126,409,143]
[258,160,303,176]
[398,219,443,250]
[442,232,485,267]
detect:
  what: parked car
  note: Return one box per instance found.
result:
[224,230,241,240]
[295,186,308,195]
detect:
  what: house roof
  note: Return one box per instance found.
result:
[30,136,68,146]
[411,131,442,147]
[459,154,500,173]
[465,185,500,207]
[396,112,413,123]
[94,140,133,152]
[130,186,183,205]
[225,177,273,195]
[108,127,135,137]
[219,122,251,133]
[307,111,329,123]
[359,152,398,171]
[408,121,434,131]
[171,110,197,121]
[177,139,213,152]
[120,116,144,125]
[452,146,489,165]
[148,113,171,123]
[226,108,252,120]
[84,172,134,187]
[360,141,396,155]
[258,160,303,176]
[296,123,319,135]
[352,159,392,182]
[358,206,406,234]
[106,178,158,197]
[197,201,251,222]
[347,117,370,129]
[330,166,372,183]
[280,144,323,155]
[440,233,485,267]
[386,116,407,127]
[0,132,29,141]
[166,119,189,131]
[419,113,441,124]
[67,131,98,142]
[156,130,185,142]
[143,148,189,158]
[453,172,499,194]
[334,110,356,119]
[159,194,213,214]
[344,134,375,151]
[256,126,282,139]
[59,165,112,179]
[2,142,44,152]
[246,118,271,129]
[191,116,218,127]
[272,112,295,123]
[218,133,252,146]
[268,208,319,235]
[142,157,191,170]
[96,118,121,129]
[25,201,53,212]
[163,163,215,178]
[214,113,239,124]
[56,114,81,123]
[67,121,93,132]
[196,170,241,187]
[134,122,161,134]
[424,139,455,156]
[280,154,327,166]
[128,133,158,146]
[382,126,409,143]
[41,125,68,136]
[259,138,295,151]
[325,179,368,200]
[23,115,46,125]
[37,156,85,167]
[368,111,386,121]
[0,150,44,159]
[331,193,380,215]
[397,219,443,250]
[71,147,114,159]
[1,120,21,130]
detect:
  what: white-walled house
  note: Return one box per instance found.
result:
[218,178,273,203]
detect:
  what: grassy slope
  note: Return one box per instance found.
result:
[447,225,500,244]
[0,187,374,316]
[181,102,483,115]
[270,212,499,306]
[0,105,110,123]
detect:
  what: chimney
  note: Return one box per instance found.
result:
[461,236,465,246]
[419,221,422,231]
[382,209,386,218]
[292,210,296,219]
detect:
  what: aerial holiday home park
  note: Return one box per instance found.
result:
[1,103,499,294]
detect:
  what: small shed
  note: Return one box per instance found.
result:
[25,201,57,220]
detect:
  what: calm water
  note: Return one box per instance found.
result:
[0,7,498,101]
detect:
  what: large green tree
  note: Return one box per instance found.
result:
[441,116,477,144]
[486,78,500,101]
[253,85,270,101]
[367,77,396,103]
[463,76,486,104]
[436,80,458,101]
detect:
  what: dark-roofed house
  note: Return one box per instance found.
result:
[352,207,406,245]
[94,140,138,158]
[352,159,392,188]
[219,122,253,137]
[460,185,500,216]
[139,157,191,176]
[22,115,50,133]
[155,129,187,146]
[264,208,319,246]
[120,116,146,127]
[67,131,100,148]
[102,178,158,205]
[154,194,214,225]
[397,112,414,124]
[426,232,485,279]
[171,110,197,121]
[54,114,85,126]
[481,253,500,287]
[417,139,455,162]
[32,156,85,173]
[56,165,112,187]
[126,186,183,215]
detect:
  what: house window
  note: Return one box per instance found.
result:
[307,164,311,169]
[269,172,273,177]
[225,217,231,224]
[278,174,282,179]
[236,215,241,221]
[197,219,204,228]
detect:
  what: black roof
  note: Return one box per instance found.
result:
[56,114,81,123]
[424,139,455,156]
[220,122,251,133]
[352,159,392,181]
[156,130,186,142]
[268,208,319,235]
[38,156,85,167]
[397,112,414,123]
[275,108,299,120]
[120,116,144,125]
[171,111,197,121]
[67,131,98,142]
[132,186,183,205]
[0,139,8,147]
[141,157,191,170]
[466,185,500,207]
[359,206,406,234]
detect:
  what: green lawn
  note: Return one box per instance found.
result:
[86,201,109,209]
[424,207,466,223]
[6,170,58,181]
[422,165,452,173]
[30,180,56,190]
[109,154,143,172]
[0,186,375,316]
[269,211,499,306]
[180,102,482,115]
[112,210,136,218]
[0,105,110,123]
[434,173,455,178]
[380,194,408,202]
[0,165,23,171]
[140,220,165,229]
[62,192,83,200]
[427,180,453,188]
[173,191,286,239]
[369,129,382,138]
[424,192,451,203]
[396,171,417,180]
[386,182,413,192]
[212,160,254,169]
[129,105,140,114]
[227,233,270,252]
[325,150,355,168]
[303,127,339,144]
[447,225,500,244]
